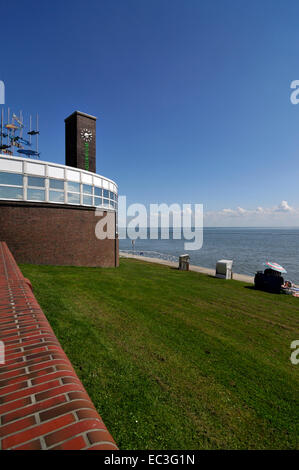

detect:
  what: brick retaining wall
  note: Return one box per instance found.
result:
[0,242,118,450]
[0,201,119,267]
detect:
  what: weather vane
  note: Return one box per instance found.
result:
[0,108,40,158]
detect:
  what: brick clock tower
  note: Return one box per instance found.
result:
[65,111,97,173]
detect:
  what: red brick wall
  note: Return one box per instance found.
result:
[0,242,118,450]
[0,202,119,267]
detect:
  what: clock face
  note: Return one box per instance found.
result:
[80,128,93,142]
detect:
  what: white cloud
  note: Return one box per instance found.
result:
[221,208,235,214]
[204,201,299,227]
[237,206,247,215]
[275,200,293,212]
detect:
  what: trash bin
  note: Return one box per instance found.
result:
[215,259,233,279]
[179,254,190,271]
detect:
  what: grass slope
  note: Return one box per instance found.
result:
[20,259,299,449]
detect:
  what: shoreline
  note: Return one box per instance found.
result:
[119,251,255,284]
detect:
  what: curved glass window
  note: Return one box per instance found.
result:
[0,164,117,209]
[27,189,45,201]
[83,195,92,206]
[68,192,80,204]
[94,197,102,206]
[49,191,64,203]
[0,186,23,199]
[83,184,92,194]
[0,172,23,186]
[50,179,64,190]
[28,176,45,188]
[67,181,80,193]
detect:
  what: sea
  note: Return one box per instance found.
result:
[119,227,299,284]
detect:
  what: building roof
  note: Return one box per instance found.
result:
[64,110,97,122]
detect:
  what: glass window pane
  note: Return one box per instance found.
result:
[27,189,45,201]
[83,184,92,194]
[94,187,102,196]
[28,176,45,188]
[0,172,23,186]
[109,191,114,200]
[103,198,109,207]
[103,189,109,198]
[94,197,102,206]
[83,195,92,206]
[67,182,80,193]
[0,186,23,199]
[68,192,80,204]
[49,190,64,203]
[50,179,64,190]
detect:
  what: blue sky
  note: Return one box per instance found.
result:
[1,0,299,225]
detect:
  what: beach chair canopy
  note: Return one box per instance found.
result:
[263,261,287,273]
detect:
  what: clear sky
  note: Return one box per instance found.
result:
[1,0,299,225]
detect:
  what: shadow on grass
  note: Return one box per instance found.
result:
[244,285,281,295]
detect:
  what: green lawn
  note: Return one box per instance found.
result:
[20,259,299,450]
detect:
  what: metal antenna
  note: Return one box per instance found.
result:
[36,113,39,156]
[20,110,23,138]
[29,115,32,146]
[7,108,10,148]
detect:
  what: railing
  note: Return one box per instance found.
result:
[0,154,118,210]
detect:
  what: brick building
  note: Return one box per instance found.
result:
[0,111,118,267]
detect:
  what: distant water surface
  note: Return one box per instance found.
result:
[119,227,299,284]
